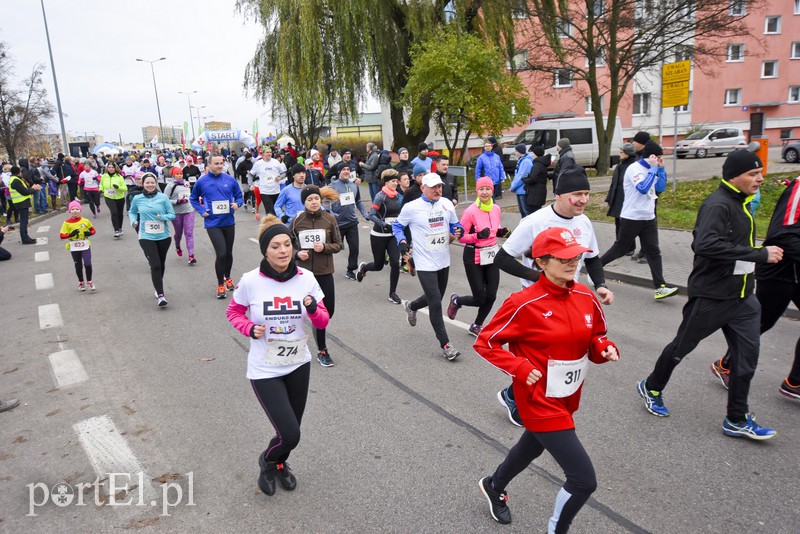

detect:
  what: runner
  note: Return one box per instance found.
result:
[289,185,342,367]
[274,163,307,224]
[329,166,368,280]
[474,227,619,530]
[447,177,510,336]
[393,173,464,360]
[165,167,197,265]
[493,164,614,426]
[182,156,202,189]
[637,150,782,440]
[59,200,96,291]
[249,147,286,216]
[129,173,176,307]
[189,154,244,299]
[78,164,101,218]
[100,162,128,238]
[356,168,403,304]
[226,215,329,496]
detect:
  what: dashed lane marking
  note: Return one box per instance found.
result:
[35,273,54,290]
[37,225,50,233]
[416,307,472,331]
[248,237,258,244]
[38,303,63,329]
[48,349,88,387]
[35,237,48,245]
[35,251,50,262]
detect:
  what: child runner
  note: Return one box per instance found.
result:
[60,200,96,291]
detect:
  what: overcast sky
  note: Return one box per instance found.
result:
[2,0,347,145]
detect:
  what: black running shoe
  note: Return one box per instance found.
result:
[479,476,511,524]
[257,453,276,496]
[275,462,296,491]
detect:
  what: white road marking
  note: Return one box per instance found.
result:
[35,273,54,290]
[73,415,156,501]
[35,237,48,245]
[416,307,471,331]
[35,251,50,262]
[37,225,50,233]
[48,349,88,387]
[38,303,63,329]
[249,237,259,244]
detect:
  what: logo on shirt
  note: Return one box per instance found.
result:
[542,311,553,318]
[270,325,296,335]
[263,296,302,316]
[571,227,582,238]
[584,314,592,328]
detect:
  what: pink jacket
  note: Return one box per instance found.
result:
[458,202,502,264]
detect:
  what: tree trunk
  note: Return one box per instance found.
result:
[389,101,430,153]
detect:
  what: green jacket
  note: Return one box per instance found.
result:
[100,173,128,200]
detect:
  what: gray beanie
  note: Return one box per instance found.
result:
[620,143,637,157]
[515,143,526,155]
[557,138,570,149]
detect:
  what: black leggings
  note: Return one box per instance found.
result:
[410,268,450,348]
[84,191,101,215]
[491,429,596,534]
[139,237,171,295]
[456,255,499,326]
[600,217,666,288]
[67,182,78,201]
[362,234,400,294]
[251,362,310,464]
[206,225,236,284]
[70,249,92,282]
[313,273,336,351]
[721,279,800,384]
[262,193,279,216]
[105,197,125,232]
[340,223,360,272]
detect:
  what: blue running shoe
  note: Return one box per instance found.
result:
[637,380,669,417]
[722,413,776,441]
[497,388,523,427]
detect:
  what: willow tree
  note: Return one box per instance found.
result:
[516,0,761,175]
[237,0,520,152]
[403,31,532,165]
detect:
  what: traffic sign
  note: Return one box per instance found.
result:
[662,60,690,108]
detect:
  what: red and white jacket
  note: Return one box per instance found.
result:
[474,275,617,432]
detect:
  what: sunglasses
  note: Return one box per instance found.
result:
[554,254,583,264]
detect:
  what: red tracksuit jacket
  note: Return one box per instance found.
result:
[474,275,617,432]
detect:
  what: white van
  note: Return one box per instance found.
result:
[505,116,624,169]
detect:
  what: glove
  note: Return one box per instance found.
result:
[381,223,392,233]
[69,229,80,237]
[303,295,318,314]
[476,227,490,239]
[399,241,409,256]
[497,227,510,238]
[113,184,119,189]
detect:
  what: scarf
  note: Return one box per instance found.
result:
[475,197,494,212]
[259,258,298,282]
[381,185,398,198]
[143,188,158,198]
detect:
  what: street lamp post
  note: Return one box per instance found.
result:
[191,106,206,135]
[136,57,167,150]
[40,0,69,156]
[179,90,197,140]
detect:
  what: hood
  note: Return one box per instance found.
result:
[377,150,392,166]
[19,158,29,169]
[534,154,553,167]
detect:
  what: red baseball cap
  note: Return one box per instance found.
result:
[532,227,592,259]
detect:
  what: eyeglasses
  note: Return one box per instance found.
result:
[555,254,583,264]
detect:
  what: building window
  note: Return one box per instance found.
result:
[762,60,778,78]
[636,0,654,19]
[556,20,571,38]
[586,47,606,67]
[553,69,573,88]
[511,0,527,19]
[508,49,528,70]
[792,42,800,59]
[789,86,800,104]
[588,0,605,18]
[674,45,693,63]
[633,93,651,115]
[795,0,800,15]
[725,88,742,106]
[765,16,781,34]
[727,44,744,62]
[729,0,746,16]
[675,92,692,112]
[585,96,605,113]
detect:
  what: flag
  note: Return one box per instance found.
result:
[149,135,158,147]
[183,121,189,136]
[180,132,185,149]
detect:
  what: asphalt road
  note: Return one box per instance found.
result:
[1,204,797,533]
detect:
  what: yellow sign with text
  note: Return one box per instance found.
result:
[662,60,691,108]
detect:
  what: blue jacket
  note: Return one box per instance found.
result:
[274,185,305,223]
[329,179,368,228]
[129,192,176,241]
[510,154,533,194]
[189,172,243,228]
[634,159,667,195]
[475,150,504,185]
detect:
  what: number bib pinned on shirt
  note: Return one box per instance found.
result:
[264,335,308,366]
[211,200,230,214]
[339,192,355,206]
[425,232,449,252]
[298,229,326,249]
[546,354,588,398]
[733,260,755,275]
[479,245,499,265]
[69,239,90,251]
[105,188,117,196]
[144,220,164,234]
[188,175,197,183]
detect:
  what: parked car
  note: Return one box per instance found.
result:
[782,140,800,163]
[675,127,747,158]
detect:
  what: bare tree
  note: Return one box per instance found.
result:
[517,0,762,174]
[0,42,55,163]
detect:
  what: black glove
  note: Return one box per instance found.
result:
[281,215,289,224]
[304,296,318,314]
[399,241,409,256]
[69,229,80,237]
[477,227,490,239]
[381,223,392,233]
[112,184,119,189]
[497,227,510,238]
[249,324,258,339]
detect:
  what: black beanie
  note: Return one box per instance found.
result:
[417,142,428,152]
[531,146,545,157]
[633,131,651,145]
[258,223,291,255]
[723,150,763,181]
[340,147,352,156]
[641,140,664,158]
[555,164,591,194]
[301,185,321,204]
[515,143,526,154]
[290,163,306,176]
[488,136,498,144]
